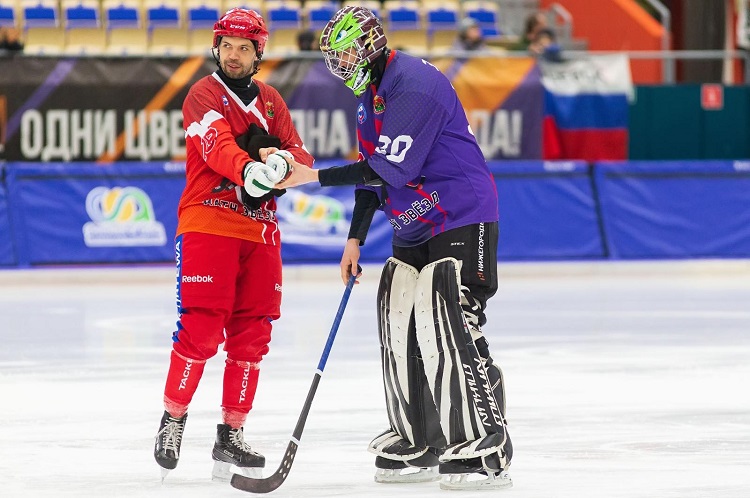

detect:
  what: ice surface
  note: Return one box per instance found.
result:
[1,261,749,498]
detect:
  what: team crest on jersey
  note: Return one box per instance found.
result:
[357,103,367,124]
[265,101,275,118]
[222,95,229,107]
[373,95,385,114]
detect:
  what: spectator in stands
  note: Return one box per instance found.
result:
[453,17,487,52]
[297,29,318,51]
[529,27,562,61]
[512,12,548,52]
[0,27,24,52]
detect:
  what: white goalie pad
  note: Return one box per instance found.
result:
[377,257,420,445]
[368,429,429,461]
[440,433,507,463]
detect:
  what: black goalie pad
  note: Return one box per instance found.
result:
[235,124,285,210]
[414,257,507,444]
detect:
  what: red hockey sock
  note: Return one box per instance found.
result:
[222,358,260,428]
[163,350,206,417]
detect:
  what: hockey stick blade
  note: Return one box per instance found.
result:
[231,266,360,493]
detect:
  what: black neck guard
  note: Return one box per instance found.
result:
[216,67,260,105]
[368,48,391,91]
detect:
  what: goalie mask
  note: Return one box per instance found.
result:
[319,6,387,97]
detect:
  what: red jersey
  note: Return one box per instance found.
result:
[178,72,313,245]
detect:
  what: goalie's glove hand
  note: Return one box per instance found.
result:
[244,161,282,198]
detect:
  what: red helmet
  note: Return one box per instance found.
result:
[212,8,269,55]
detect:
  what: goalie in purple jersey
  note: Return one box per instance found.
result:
[275,5,513,490]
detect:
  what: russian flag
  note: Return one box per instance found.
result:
[541,54,633,161]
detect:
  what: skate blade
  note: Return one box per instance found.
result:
[160,468,170,483]
[439,470,513,490]
[375,467,440,484]
[211,460,263,482]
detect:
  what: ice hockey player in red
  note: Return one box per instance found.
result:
[153,7,313,482]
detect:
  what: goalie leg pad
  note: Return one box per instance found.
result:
[476,336,507,416]
[438,433,514,491]
[369,429,441,483]
[414,257,507,444]
[440,432,512,469]
[377,258,446,450]
[368,429,428,462]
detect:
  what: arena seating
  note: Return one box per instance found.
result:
[0,0,17,27]
[185,0,218,55]
[103,0,147,55]
[264,0,302,53]
[146,0,187,56]
[62,0,106,55]
[8,0,507,56]
[383,0,428,53]
[21,0,64,54]
[304,0,336,31]
[462,0,501,37]
[425,1,459,51]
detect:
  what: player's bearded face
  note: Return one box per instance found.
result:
[219,36,258,79]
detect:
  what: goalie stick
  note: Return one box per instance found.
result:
[231,265,361,493]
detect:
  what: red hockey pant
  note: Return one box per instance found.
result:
[163,232,282,422]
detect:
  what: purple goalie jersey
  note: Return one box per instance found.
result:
[356,50,499,246]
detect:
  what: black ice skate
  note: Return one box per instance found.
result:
[369,429,440,483]
[374,453,440,483]
[154,410,187,481]
[438,454,512,491]
[211,423,265,481]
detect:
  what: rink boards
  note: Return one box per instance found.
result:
[0,159,749,267]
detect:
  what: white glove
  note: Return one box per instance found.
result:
[244,161,281,197]
[265,150,294,182]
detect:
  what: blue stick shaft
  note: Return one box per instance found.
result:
[230,266,361,493]
[292,266,359,440]
[316,272,356,371]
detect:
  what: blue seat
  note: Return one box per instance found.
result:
[465,8,500,37]
[65,4,99,28]
[387,6,419,31]
[426,7,458,32]
[425,6,459,51]
[0,3,15,27]
[147,5,180,28]
[106,3,140,28]
[187,5,219,30]
[24,3,59,28]
[266,5,301,29]
[307,4,337,31]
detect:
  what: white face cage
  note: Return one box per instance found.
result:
[323,45,362,82]
[321,17,387,84]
